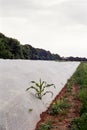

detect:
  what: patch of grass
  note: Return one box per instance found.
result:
[79,88,87,102]
[37,119,53,130]
[68,62,87,130]
[69,113,87,130]
[66,63,87,92]
[72,63,87,87]
[38,119,58,130]
[79,88,87,115]
[66,78,75,92]
[48,98,70,116]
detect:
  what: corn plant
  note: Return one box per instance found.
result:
[26,79,55,100]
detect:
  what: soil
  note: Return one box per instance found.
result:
[35,84,81,130]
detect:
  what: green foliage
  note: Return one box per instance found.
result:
[66,63,87,92]
[72,63,87,86]
[66,79,73,92]
[48,98,70,115]
[26,79,55,100]
[8,38,24,59]
[0,32,61,60]
[68,63,87,130]
[0,33,24,59]
[71,63,87,115]
[79,88,87,115]
[79,88,87,103]
[70,113,87,130]
[38,119,53,130]
[22,45,31,59]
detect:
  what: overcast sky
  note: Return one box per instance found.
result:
[0,0,87,57]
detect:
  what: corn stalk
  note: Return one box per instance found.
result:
[26,79,55,100]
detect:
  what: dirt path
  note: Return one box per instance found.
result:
[35,84,81,130]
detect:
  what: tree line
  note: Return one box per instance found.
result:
[62,56,87,61]
[0,33,61,60]
[0,32,87,61]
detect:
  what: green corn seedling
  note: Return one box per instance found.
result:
[26,78,55,100]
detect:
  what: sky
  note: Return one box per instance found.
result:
[0,0,87,58]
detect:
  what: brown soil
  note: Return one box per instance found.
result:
[35,84,81,130]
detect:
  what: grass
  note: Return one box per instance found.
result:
[37,119,58,130]
[48,98,70,116]
[72,63,87,86]
[70,113,87,130]
[37,119,53,130]
[68,62,87,130]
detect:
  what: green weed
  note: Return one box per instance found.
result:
[48,98,70,115]
[38,119,52,130]
[69,113,87,130]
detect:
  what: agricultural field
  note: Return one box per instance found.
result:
[36,62,87,130]
[0,60,79,130]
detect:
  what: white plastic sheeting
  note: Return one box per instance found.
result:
[0,60,80,130]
